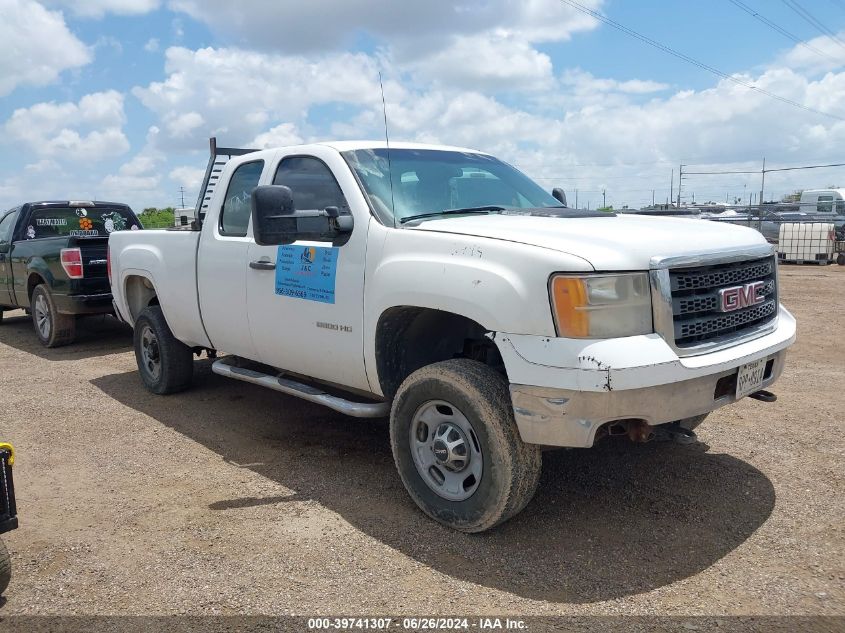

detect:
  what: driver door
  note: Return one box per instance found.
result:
[246,150,370,392]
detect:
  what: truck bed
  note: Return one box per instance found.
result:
[109,229,210,348]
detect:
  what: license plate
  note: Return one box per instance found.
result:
[736,358,766,398]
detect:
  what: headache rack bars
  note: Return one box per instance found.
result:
[194,137,259,227]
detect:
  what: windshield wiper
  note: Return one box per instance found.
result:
[399,206,507,224]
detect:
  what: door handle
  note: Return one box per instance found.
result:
[249,260,276,270]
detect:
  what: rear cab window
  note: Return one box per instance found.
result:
[23,207,139,240]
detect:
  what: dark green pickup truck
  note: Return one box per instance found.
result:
[0,201,141,347]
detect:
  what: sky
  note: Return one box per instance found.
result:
[3,0,845,212]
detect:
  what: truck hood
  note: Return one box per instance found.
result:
[410,213,769,270]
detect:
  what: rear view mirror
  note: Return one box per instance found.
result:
[552,188,567,207]
[251,185,353,246]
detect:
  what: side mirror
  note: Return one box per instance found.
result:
[552,188,567,207]
[0,243,9,254]
[251,185,353,246]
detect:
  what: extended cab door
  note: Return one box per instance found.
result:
[245,150,370,392]
[197,158,269,359]
[0,210,19,307]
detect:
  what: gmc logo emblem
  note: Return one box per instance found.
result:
[719,282,765,312]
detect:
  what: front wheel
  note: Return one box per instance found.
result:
[31,284,75,348]
[390,359,542,533]
[133,305,193,395]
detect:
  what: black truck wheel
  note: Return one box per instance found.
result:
[31,284,75,348]
[0,537,10,596]
[390,359,542,533]
[133,305,193,395]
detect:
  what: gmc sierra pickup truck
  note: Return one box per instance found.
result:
[0,201,141,346]
[110,139,796,532]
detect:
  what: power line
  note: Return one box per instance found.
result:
[727,0,843,65]
[781,0,845,51]
[559,0,845,121]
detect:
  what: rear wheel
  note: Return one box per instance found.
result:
[390,359,542,533]
[31,284,75,348]
[133,305,193,395]
[0,537,10,596]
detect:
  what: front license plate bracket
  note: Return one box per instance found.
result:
[736,358,766,399]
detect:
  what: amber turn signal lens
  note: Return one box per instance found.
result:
[550,276,589,337]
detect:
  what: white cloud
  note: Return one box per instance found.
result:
[779,31,845,75]
[407,33,554,91]
[100,146,164,204]
[3,90,130,158]
[169,166,205,194]
[251,123,303,149]
[44,0,160,17]
[0,0,91,96]
[169,0,601,90]
[169,0,600,52]
[144,37,160,52]
[133,47,384,149]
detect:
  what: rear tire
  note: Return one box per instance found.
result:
[837,253,845,266]
[133,305,193,395]
[0,537,10,596]
[390,359,542,533]
[31,284,75,348]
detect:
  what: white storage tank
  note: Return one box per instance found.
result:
[777,222,836,264]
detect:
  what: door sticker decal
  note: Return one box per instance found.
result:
[275,245,339,304]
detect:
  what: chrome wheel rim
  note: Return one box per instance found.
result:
[140,325,161,381]
[409,400,483,501]
[34,294,51,340]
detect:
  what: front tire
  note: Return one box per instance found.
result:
[390,359,541,533]
[31,284,75,348]
[133,305,193,395]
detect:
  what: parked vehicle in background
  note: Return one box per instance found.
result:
[799,188,845,214]
[0,201,141,347]
[0,442,17,596]
[110,138,796,532]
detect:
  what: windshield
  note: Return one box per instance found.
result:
[342,148,561,226]
[25,207,139,239]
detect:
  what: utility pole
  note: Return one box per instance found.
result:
[652,189,655,206]
[670,169,674,206]
[575,188,578,209]
[677,164,684,208]
[759,157,766,211]
[179,186,186,208]
[602,189,606,208]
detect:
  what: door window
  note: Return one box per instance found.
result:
[220,160,264,237]
[818,195,833,213]
[273,156,348,211]
[0,211,19,245]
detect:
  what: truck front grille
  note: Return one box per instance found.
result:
[669,256,778,348]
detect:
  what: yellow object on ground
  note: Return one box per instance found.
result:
[0,443,13,467]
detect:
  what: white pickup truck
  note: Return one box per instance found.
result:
[109,138,796,532]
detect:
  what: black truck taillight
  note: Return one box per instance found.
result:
[60,247,84,279]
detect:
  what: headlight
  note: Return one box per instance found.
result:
[549,273,653,338]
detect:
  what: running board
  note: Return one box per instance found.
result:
[211,358,390,418]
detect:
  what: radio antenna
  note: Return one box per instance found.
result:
[378,71,397,222]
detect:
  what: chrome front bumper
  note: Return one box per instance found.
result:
[510,349,787,448]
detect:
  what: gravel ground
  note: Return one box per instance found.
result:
[0,265,842,618]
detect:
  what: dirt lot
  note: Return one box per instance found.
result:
[0,265,842,618]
